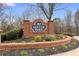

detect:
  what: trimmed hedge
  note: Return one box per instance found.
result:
[1,29,23,42]
[6,29,19,40]
[1,33,6,42]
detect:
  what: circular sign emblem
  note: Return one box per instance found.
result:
[32,22,47,32]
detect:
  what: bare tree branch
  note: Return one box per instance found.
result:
[37,3,49,19]
[54,7,68,11]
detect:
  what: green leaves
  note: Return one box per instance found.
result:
[37,48,45,56]
[20,50,28,56]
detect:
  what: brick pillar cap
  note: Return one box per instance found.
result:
[48,20,53,22]
[24,20,30,22]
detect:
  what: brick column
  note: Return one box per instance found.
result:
[47,20,54,34]
[23,20,30,37]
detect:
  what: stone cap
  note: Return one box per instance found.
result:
[23,20,30,22]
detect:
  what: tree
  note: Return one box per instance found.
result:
[54,18,60,33]
[0,3,6,12]
[13,16,23,29]
[22,6,32,20]
[64,10,72,33]
[54,18,65,33]
[0,3,8,32]
[75,10,79,35]
[37,3,66,21]
[6,7,19,31]
[37,3,56,21]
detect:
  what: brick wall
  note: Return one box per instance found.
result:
[23,19,54,37]
[0,36,71,51]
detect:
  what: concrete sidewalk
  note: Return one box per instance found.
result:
[52,36,79,56]
[53,47,79,56]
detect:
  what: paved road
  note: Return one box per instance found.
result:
[52,36,79,56]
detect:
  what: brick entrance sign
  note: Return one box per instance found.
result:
[23,19,54,37]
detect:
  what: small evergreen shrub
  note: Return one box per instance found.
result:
[32,34,65,42]
[50,36,58,41]
[6,30,18,40]
[33,35,43,42]
[20,50,28,56]
[43,35,51,41]
[37,48,45,56]
[1,29,23,41]
[43,35,58,41]
[70,39,79,48]
[6,29,19,40]
[56,44,68,52]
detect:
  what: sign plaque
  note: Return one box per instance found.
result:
[32,22,47,32]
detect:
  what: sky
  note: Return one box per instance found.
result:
[4,3,79,21]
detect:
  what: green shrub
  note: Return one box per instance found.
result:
[31,40,36,43]
[72,42,77,46]
[43,35,58,41]
[71,39,79,48]
[44,37,51,41]
[43,35,51,41]
[62,45,68,49]
[1,33,6,42]
[33,34,67,42]
[1,29,23,42]
[18,29,23,38]
[37,48,45,56]
[20,50,28,56]
[50,37,58,41]
[56,44,68,52]
[6,29,23,41]
[33,35,43,42]
[6,30,18,40]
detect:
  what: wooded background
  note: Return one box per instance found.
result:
[0,3,79,35]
